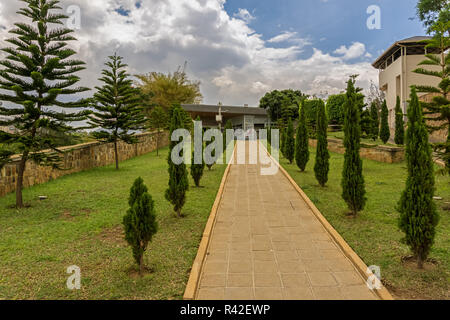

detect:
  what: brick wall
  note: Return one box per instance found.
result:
[0,131,169,197]
[309,138,405,164]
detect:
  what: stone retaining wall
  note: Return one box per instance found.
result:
[309,138,405,164]
[0,131,169,197]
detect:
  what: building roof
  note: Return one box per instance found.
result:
[181,104,268,116]
[372,36,432,69]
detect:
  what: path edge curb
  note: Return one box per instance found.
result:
[183,147,235,300]
[265,145,394,301]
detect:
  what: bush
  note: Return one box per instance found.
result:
[295,102,309,172]
[341,78,366,216]
[380,100,390,144]
[394,96,405,145]
[284,118,295,164]
[314,100,330,186]
[123,177,158,276]
[398,87,439,269]
[326,94,346,125]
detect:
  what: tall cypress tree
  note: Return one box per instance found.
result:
[89,54,145,170]
[394,96,405,145]
[190,116,205,187]
[413,21,450,173]
[398,87,439,269]
[0,0,90,208]
[341,77,366,216]
[314,100,330,187]
[206,135,216,171]
[123,177,158,276]
[380,100,390,144]
[295,101,309,171]
[369,101,379,139]
[284,117,295,164]
[165,105,189,217]
[280,127,287,157]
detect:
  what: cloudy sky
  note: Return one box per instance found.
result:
[0,0,426,106]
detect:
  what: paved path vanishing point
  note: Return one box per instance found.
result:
[195,140,378,300]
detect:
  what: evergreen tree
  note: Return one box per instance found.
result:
[369,102,380,139]
[280,126,287,157]
[284,117,295,164]
[190,116,205,187]
[0,0,90,208]
[394,96,405,145]
[89,54,145,170]
[380,100,390,144]
[123,177,158,276]
[295,101,309,171]
[413,21,450,173]
[314,100,330,187]
[223,120,233,147]
[148,106,168,156]
[398,87,439,269]
[341,77,366,216]
[165,105,189,217]
[206,135,216,171]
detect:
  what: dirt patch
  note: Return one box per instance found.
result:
[127,265,155,279]
[60,208,93,220]
[401,255,438,271]
[97,225,127,247]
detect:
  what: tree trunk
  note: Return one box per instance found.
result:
[114,141,119,170]
[417,255,424,269]
[156,130,160,156]
[139,254,144,276]
[177,208,182,218]
[15,150,29,208]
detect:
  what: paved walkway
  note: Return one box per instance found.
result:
[196,140,378,300]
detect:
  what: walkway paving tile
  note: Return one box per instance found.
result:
[195,141,379,300]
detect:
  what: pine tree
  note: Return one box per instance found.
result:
[280,127,287,157]
[223,119,233,153]
[370,102,380,139]
[148,106,168,156]
[295,101,309,171]
[0,0,90,208]
[89,54,145,170]
[341,77,366,216]
[314,100,330,187]
[413,21,450,173]
[165,105,189,217]
[284,117,295,164]
[190,116,205,187]
[123,177,158,276]
[398,87,439,269]
[206,135,216,171]
[394,96,405,145]
[380,100,390,144]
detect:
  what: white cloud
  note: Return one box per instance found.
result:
[333,42,367,60]
[0,0,377,107]
[233,8,255,23]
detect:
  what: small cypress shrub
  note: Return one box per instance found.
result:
[398,87,439,269]
[206,136,216,171]
[281,127,287,157]
[123,177,158,276]
[314,100,330,187]
[394,96,405,145]
[369,102,379,139]
[341,78,366,216]
[295,101,309,171]
[285,118,295,164]
[165,106,189,217]
[190,117,205,187]
[380,100,390,144]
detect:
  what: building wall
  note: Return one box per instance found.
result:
[0,131,169,197]
[379,53,440,134]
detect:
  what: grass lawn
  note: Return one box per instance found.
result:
[280,149,450,300]
[0,147,226,300]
